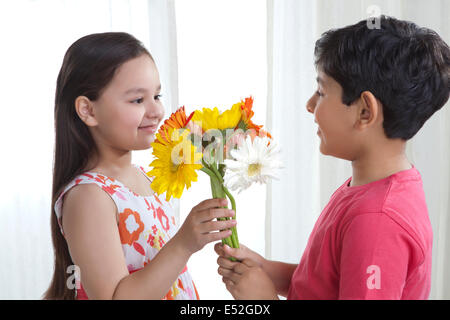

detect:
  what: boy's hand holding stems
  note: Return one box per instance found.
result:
[215,243,298,300]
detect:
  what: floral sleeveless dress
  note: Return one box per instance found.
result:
[54,165,199,300]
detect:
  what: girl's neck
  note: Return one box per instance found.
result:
[86,143,133,174]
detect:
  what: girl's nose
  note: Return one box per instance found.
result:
[306,94,317,114]
[147,100,165,120]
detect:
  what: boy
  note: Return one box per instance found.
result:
[215,16,450,299]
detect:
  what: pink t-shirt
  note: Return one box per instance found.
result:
[287,166,432,300]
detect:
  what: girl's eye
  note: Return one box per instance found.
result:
[131,97,144,104]
[155,94,162,100]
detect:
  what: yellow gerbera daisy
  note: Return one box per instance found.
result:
[147,128,203,201]
[191,103,242,132]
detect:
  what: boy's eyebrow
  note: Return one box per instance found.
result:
[124,84,161,95]
[316,76,324,85]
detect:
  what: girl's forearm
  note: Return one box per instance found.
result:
[112,234,190,300]
[261,260,298,297]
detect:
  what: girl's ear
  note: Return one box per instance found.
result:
[75,96,98,127]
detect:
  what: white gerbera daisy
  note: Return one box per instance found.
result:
[223,135,282,193]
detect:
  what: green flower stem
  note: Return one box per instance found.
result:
[200,166,216,178]
[210,164,239,249]
[201,166,233,249]
[222,185,239,249]
[210,162,224,183]
[201,163,239,261]
[208,162,240,254]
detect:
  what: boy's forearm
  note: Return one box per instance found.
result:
[261,259,297,297]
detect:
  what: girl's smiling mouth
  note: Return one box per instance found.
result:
[138,124,158,134]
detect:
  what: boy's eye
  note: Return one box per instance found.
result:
[131,97,144,104]
[316,90,324,97]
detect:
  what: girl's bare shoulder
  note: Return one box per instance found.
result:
[62,184,117,232]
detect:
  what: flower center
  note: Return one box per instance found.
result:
[170,146,186,172]
[171,163,180,173]
[247,163,262,177]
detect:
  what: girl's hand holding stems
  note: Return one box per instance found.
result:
[175,198,236,256]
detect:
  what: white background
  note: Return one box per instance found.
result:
[0,0,449,300]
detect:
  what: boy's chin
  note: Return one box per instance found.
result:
[319,143,331,156]
[319,141,353,160]
[319,138,329,155]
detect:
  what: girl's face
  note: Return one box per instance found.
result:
[90,54,165,151]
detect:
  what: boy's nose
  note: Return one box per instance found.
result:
[306,95,316,114]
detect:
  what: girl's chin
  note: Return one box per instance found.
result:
[132,136,156,150]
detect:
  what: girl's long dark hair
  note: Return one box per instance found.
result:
[43,32,152,299]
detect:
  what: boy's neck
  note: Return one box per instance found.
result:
[350,141,412,187]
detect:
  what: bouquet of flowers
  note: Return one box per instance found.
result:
[147,97,282,259]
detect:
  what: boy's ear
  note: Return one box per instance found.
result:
[355,91,382,130]
[75,96,98,127]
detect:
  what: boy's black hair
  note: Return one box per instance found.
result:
[314,15,450,140]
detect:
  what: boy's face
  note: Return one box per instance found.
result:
[306,70,361,160]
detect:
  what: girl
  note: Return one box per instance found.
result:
[43,32,236,300]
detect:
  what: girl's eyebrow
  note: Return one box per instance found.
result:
[124,84,161,95]
[124,87,147,95]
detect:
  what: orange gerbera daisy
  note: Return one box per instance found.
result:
[156,106,194,143]
[240,97,261,130]
[236,96,272,139]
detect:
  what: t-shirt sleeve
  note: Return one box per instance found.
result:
[338,212,421,300]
